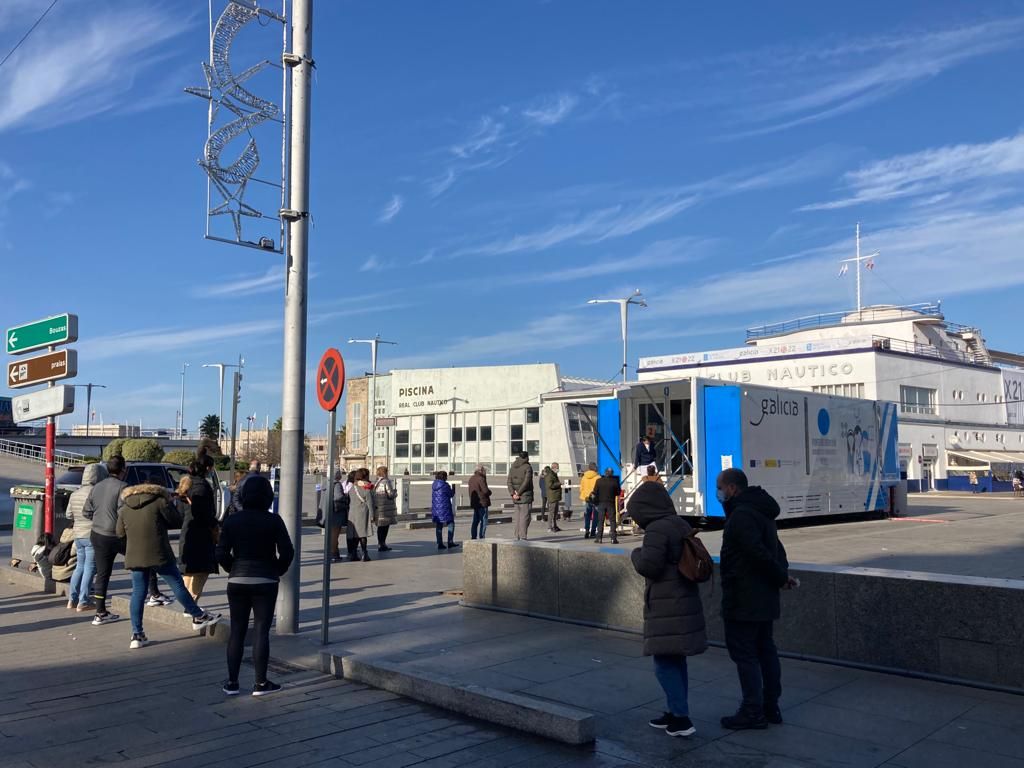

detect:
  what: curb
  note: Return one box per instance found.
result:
[320,652,596,745]
[3,565,230,643]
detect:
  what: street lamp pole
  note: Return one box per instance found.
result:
[203,357,243,441]
[179,362,190,439]
[71,384,107,438]
[587,289,647,383]
[348,336,397,467]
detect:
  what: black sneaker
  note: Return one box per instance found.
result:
[648,712,672,729]
[92,612,120,626]
[192,612,222,632]
[252,680,282,697]
[437,543,447,550]
[765,704,783,725]
[222,680,240,696]
[129,632,148,649]
[447,541,460,548]
[361,551,371,561]
[721,711,768,730]
[666,715,696,737]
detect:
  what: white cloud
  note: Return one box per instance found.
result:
[426,168,457,199]
[451,116,504,158]
[522,93,578,126]
[728,17,1024,135]
[193,265,284,298]
[802,133,1024,210]
[377,194,404,223]
[0,5,194,132]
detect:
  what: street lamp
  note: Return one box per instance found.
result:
[587,289,647,383]
[71,384,107,437]
[178,362,190,439]
[202,355,244,440]
[348,335,397,467]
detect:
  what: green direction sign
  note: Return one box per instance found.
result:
[14,502,33,530]
[6,313,78,356]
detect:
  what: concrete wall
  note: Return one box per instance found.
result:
[462,540,1024,691]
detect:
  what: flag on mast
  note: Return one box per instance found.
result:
[865,259,875,270]
[838,263,849,277]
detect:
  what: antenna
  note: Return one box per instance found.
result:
[838,222,880,317]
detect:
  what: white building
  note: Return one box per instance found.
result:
[343,364,603,478]
[638,303,1024,492]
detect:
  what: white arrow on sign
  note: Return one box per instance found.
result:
[320,376,328,386]
[8,363,27,386]
[6,331,17,351]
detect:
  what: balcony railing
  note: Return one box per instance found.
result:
[746,303,943,340]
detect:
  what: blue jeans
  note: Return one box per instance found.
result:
[130,563,203,634]
[435,521,455,546]
[653,655,690,717]
[583,503,599,535]
[471,508,488,539]
[69,538,95,605]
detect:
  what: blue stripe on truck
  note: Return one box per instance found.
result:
[702,385,743,519]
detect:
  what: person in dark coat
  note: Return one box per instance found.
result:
[635,435,658,472]
[717,468,796,730]
[467,464,492,540]
[179,461,220,602]
[629,480,706,738]
[330,469,351,562]
[431,471,458,550]
[216,476,295,697]
[593,468,621,543]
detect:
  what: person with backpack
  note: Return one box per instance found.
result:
[628,479,706,738]
[330,469,350,562]
[716,468,797,730]
[66,462,108,611]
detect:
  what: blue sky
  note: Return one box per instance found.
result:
[3,0,1024,432]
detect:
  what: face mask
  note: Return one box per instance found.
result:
[716,488,727,504]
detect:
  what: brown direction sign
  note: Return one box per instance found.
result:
[7,349,78,389]
[316,348,345,412]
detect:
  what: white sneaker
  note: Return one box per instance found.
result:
[129,633,148,649]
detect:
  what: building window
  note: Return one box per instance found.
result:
[479,426,491,441]
[411,463,422,475]
[466,426,478,442]
[425,415,435,429]
[511,440,523,455]
[811,383,866,399]
[396,430,409,444]
[437,443,449,457]
[900,386,937,415]
[451,427,462,442]
[527,440,540,456]
[396,445,409,458]
[412,444,422,458]
[495,462,507,474]
[425,443,435,458]
[351,403,362,449]
[511,424,523,440]
[526,407,540,424]
[569,417,581,432]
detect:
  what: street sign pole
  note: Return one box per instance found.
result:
[44,343,55,536]
[321,405,336,646]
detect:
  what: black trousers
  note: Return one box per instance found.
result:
[377,525,390,548]
[90,532,122,612]
[226,581,279,685]
[724,619,782,714]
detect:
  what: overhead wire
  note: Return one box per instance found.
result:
[0,0,60,72]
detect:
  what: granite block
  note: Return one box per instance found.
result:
[556,548,643,630]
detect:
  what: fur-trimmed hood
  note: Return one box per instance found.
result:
[120,483,168,509]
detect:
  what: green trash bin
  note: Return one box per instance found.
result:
[9,485,72,571]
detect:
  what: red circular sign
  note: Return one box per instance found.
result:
[316,348,345,412]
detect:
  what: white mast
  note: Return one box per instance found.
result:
[839,222,880,318]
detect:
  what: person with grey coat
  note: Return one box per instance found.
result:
[84,454,129,624]
[347,468,376,561]
[506,452,534,540]
[66,462,108,611]
[629,480,707,738]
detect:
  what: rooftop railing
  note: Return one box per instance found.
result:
[746,303,943,340]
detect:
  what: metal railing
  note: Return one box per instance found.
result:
[871,336,991,366]
[746,303,943,340]
[0,438,86,468]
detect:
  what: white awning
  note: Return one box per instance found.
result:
[947,449,1024,467]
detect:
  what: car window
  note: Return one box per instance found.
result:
[167,468,188,491]
[57,468,84,485]
[124,466,142,485]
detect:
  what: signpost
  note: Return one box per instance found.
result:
[7,350,78,389]
[6,312,79,536]
[316,348,345,646]
[6,314,78,356]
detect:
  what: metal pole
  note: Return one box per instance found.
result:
[369,339,377,468]
[320,406,336,645]
[278,0,313,635]
[229,371,241,472]
[179,363,189,439]
[218,366,225,442]
[44,344,55,535]
[84,384,93,438]
[620,300,629,383]
[855,222,862,317]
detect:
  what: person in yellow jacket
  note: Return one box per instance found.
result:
[579,463,601,539]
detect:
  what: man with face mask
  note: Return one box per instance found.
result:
[716,468,797,730]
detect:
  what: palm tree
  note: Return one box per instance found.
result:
[200,414,221,440]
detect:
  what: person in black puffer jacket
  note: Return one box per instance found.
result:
[628,480,706,738]
[216,476,295,697]
[716,468,794,731]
